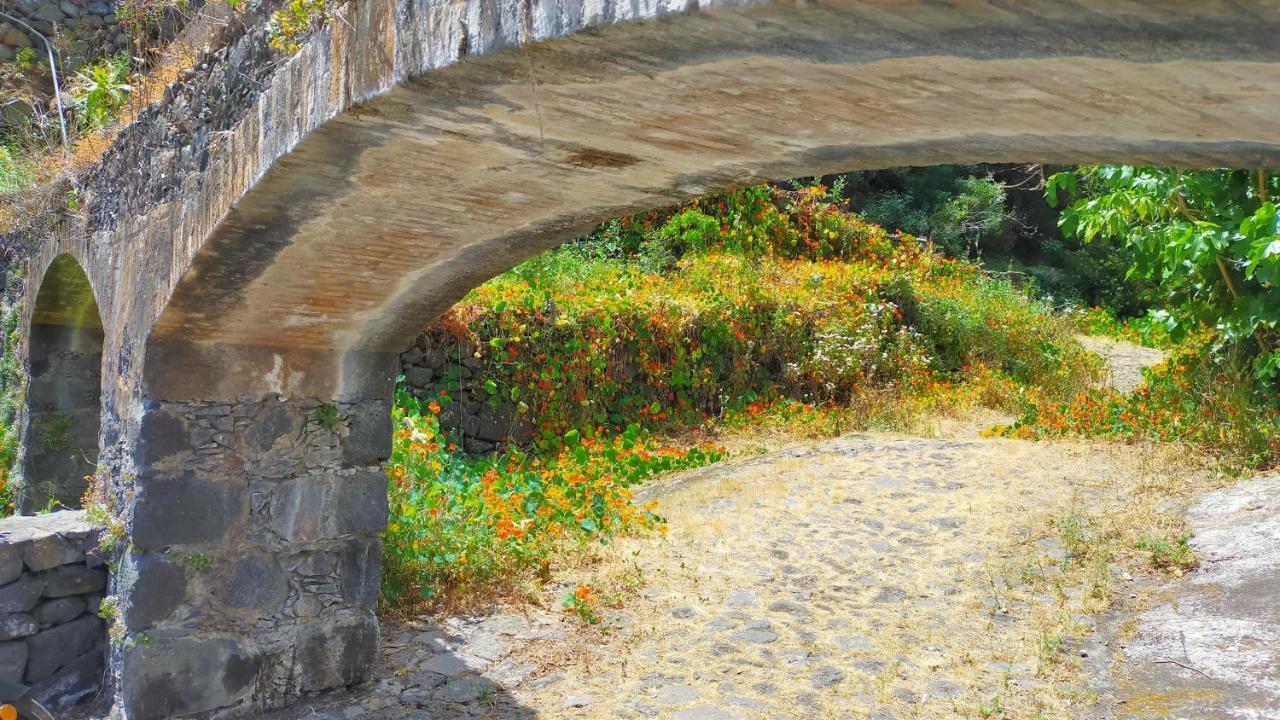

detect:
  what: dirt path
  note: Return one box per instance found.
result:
[1076,335,1165,394]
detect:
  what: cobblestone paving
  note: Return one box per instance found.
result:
[273,434,1141,720]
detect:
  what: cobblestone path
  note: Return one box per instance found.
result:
[275,434,1160,720]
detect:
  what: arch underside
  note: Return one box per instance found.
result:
[145,0,1280,399]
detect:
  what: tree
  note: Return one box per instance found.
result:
[1047,166,1280,380]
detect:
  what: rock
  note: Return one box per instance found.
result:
[131,473,245,549]
[343,400,391,466]
[33,596,85,626]
[86,2,110,14]
[219,554,288,612]
[0,642,27,683]
[0,577,45,613]
[433,675,497,703]
[810,666,845,688]
[119,636,257,719]
[39,565,106,598]
[0,545,22,586]
[723,589,758,608]
[0,46,12,62]
[119,553,185,629]
[527,672,562,690]
[654,684,698,704]
[402,365,434,387]
[25,615,100,681]
[671,606,696,619]
[58,0,80,18]
[22,533,84,572]
[34,4,65,23]
[30,644,103,709]
[295,615,378,692]
[561,693,592,708]
[0,31,28,48]
[674,706,744,720]
[420,653,471,677]
[728,628,778,644]
[0,614,38,641]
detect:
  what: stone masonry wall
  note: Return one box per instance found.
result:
[0,0,126,66]
[398,334,532,455]
[0,510,106,709]
[118,393,388,719]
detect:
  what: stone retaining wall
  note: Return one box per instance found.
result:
[0,510,106,709]
[399,334,532,454]
[0,0,125,66]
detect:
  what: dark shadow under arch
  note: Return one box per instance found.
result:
[22,255,104,513]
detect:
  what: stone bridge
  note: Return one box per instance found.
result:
[7,0,1280,716]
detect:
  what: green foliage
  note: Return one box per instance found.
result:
[1049,166,1280,381]
[72,54,133,132]
[116,0,188,44]
[859,191,931,238]
[1071,306,1170,349]
[1135,532,1197,574]
[13,48,36,73]
[0,145,34,195]
[849,167,1009,257]
[312,402,339,430]
[268,0,331,54]
[929,176,1009,258]
[992,333,1280,470]
[183,553,212,570]
[31,414,74,452]
[419,194,1092,452]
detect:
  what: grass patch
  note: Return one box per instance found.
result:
[1135,531,1197,575]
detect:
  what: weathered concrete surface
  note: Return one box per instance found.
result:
[1117,476,1280,720]
[3,0,1278,717]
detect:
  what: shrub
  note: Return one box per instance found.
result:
[0,146,33,194]
[929,176,1009,257]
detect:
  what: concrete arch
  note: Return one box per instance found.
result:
[144,0,1280,398]
[21,254,105,513]
[97,1,1280,718]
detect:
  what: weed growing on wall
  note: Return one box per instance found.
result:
[268,0,331,54]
